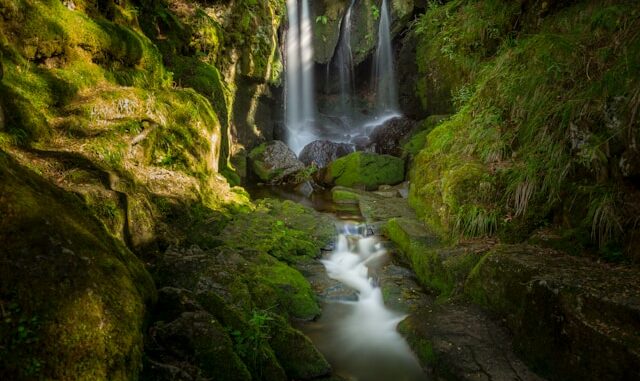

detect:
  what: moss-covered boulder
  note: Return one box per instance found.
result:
[0,153,155,380]
[269,317,331,379]
[323,151,404,190]
[249,141,305,183]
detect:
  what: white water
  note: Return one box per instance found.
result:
[310,223,424,381]
[373,0,399,115]
[334,0,356,119]
[285,0,316,154]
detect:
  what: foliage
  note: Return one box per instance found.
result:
[229,310,274,370]
[315,15,328,25]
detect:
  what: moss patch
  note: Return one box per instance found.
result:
[324,151,405,190]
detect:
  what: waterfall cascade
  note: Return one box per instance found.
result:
[285,0,316,154]
[284,0,401,151]
[373,0,400,119]
[333,0,356,120]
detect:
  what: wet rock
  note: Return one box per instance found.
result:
[350,135,371,151]
[331,185,362,204]
[299,140,354,169]
[248,140,305,183]
[368,117,417,156]
[295,180,315,197]
[323,151,405,190]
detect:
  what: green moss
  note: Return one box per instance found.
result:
[0,152,155,380]
[325,151,405,190]
[398,319,437,366]
[268,316,330,379]
[250,253,320,320]
[331,186,362,204]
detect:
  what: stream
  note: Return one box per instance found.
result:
[303,221,424,381]
[248,186,426,381]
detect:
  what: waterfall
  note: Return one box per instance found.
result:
[373,0,399,115]
[285,0,316,154]
[334,0,356,120]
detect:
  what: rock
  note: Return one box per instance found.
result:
[313,0,349,64]
[0,153,156,380]
[399,302,546,381]
[323,151,405,190]
[351,135,371,151]
[148,312,251,381]
[331,186,362,204]
[397,26,427,119]
[349,0,418,65]
[299,140,354,168]
[269,317,331,380]
[248,140,305,183]
[465,245,640,381]
[368,117,417,156]
[295,180,315,197]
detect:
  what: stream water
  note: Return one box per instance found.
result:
[247,186,426,380]
[303,221,425,381]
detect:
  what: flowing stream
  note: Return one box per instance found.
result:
[303,221,425,381]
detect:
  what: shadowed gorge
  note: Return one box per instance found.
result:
[1,0,639,380]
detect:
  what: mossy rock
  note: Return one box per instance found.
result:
[269,316,331,379]
[385,217,486,297]
[0,152,155,380]
[249,253,321,320]
[248,141,305,183]
[219,199,334,264]
[464,245,640,380]
[324,151,405,190]
[331,185,362,204]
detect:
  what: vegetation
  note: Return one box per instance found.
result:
[408,0,640,261]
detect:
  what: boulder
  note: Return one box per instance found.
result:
[368,117,417,156]
[299,140,354,168]
[248,140,305,183]
[323,151,404,190]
